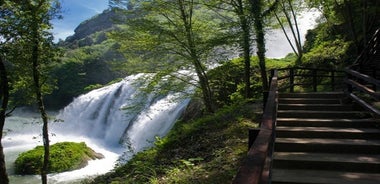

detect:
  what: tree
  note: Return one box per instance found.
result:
[249,0,279,93]
[4,1,61,183]
[232,0,253,99]
[207,0,254,99]
[111,0,228,112]
[273,0,303,64]
[0,55,9,184]
[0,1,21,182]
[306,0,380,54]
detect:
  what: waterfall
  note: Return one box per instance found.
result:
[52,73,190,151]
[3,73,191,183]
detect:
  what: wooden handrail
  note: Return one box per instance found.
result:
[345,68,380,116]
[233,70,278,184]
[345,69,380,88]
[345,28,380,116]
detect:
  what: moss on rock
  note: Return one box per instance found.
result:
[15,142,104,175]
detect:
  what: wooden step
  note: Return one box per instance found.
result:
[279,98,341,104]
[279,92,346,99]
[278,103,353,111]
[276,126,380,139]
[273,152,380,173]
[277,110,371,119]
[271,169,380,184]
[276,118,379,128]
[275,138,380,154]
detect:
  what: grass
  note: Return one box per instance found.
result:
[88,101,260,184]
[14,142,104,175]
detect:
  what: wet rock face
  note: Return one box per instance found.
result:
[180,99,204,122]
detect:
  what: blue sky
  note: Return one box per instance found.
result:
[52,0,109,41]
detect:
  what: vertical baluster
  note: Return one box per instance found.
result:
[290,68,294,92]
[331,70,335,91]
[313,69,317,92]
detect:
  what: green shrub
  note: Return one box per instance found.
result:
[14,142,104,175]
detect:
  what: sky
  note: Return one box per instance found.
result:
[52,0,109,42]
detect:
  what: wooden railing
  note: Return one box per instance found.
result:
[233,29,379,183]
[233,67,345,183]
[345,68,380,116]
[275,67,345,92]
[232,70,278,184]
[350,28,380,76]
[345,28,380,116]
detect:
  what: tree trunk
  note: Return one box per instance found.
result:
[0,56,9,184]
[280,0,303,64]
[233,0,253,99]
[343,0,360,54]
[251,0,269,91]
[0,1,7,182]
[239,5,253,99]
[31,21,49,184]
[193,59,214,113]
[179,0,214,112]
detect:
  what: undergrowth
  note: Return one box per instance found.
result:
[88,101,260,184]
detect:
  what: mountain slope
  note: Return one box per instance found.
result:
[46,8,128,109]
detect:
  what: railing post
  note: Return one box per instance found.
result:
[263,91,269,110]
[263,70,274,110]
[372,69,377,91]
[331,70,335,91]
[248,128,260,149]
[289,68,294,92]
[270,69,275,83]
[313,69,317,92]
[346,71,353,94]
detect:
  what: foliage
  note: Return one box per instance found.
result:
[14,142,103,175]
[305,0,380,58]
[302,22,354,68]
[303,38,351,68]
[89,102,259,184]
[209,56,293,106]
[1,2,61,108]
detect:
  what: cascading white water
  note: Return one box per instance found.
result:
[3,73,191,183]
[52,73,191,152]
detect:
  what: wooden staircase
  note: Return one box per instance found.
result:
[271,92,380,184]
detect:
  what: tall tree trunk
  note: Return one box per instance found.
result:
[362,0,368,47]
[343,0,360,53]
[193,59,214,112]
[279,0,303,64]
[287,0,303,64]
[0,56,9,184]
[0,1,8,182]
[31,21,50,184]
[233,0,253,99]
[251,0,269,92]
[237,0,253,99]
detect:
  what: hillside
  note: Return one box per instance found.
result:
[45,8,128,109]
